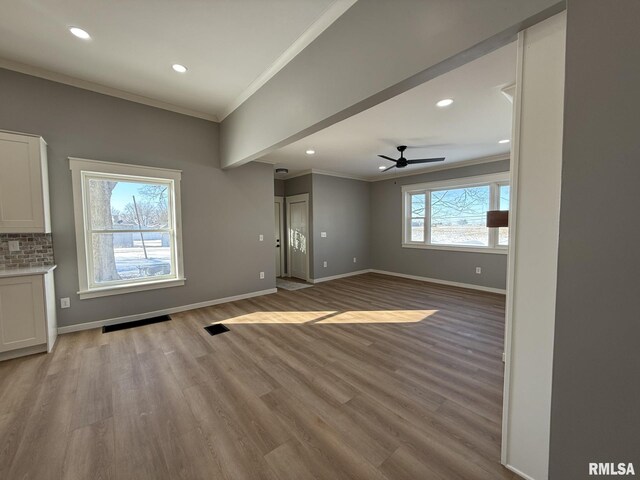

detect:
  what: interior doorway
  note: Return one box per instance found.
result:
[285,193,310,282]
[274,196,284,277]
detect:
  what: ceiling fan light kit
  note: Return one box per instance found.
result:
[377,145,445,172]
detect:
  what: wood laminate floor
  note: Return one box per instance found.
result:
[0,272,520,479]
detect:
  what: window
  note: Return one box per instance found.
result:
[498,183,510,246]
[402,172,510,253]
[70,158,184,298]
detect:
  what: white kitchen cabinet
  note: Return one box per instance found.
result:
[0,267,57,361]
[0,130,51,233]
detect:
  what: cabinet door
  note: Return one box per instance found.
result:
[0,132,46,233]
[0,276,47,353]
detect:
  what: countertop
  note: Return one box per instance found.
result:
[0,265,56,278]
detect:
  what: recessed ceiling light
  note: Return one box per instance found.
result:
[305,149,315,155]
[436,98,454,108]
[69,27,91,40]
[172,64,188,73]
[498,139,510,144]
[378,166,386,170]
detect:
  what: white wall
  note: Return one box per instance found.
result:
[502,12,566,480]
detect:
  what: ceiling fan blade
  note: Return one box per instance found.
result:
[406,157,446,164]
[382,164,397,172]
[378,155,398,162]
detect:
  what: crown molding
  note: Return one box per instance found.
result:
[280,169,313,180]
[219,0,357,120]
[280,168,368,182]
[0,57,219,122]
[368,153,511,182]
[310,168,370,181]
[501,83,516,103]
[273,154,510,183]
[0,1,355,123]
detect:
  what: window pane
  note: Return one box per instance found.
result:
[499,184,510,246]
[89,178,170,230]
[498,227,509,246]
[91,232,172,284]
[411,218,424,242]
[430,186,490,246]
[411,193,426,217]
[499,185,510,210]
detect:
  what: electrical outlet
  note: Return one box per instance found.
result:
[475,267,482,274]
[259,272,265,279]
[259,234,264,242]
[320,232,327,238]
[60,297,70,309]
[8,241,20,252]
[323,261,327,268]
[353,257,357,263]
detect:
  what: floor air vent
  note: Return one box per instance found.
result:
[102,315,171,333]
[204,323,230,336]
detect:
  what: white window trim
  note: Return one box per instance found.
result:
[401,172,510,254]
[69,157,185,299]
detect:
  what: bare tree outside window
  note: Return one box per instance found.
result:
[405,179,509,248]
[88,178,173,284]
[89,179,120,282]
[71,159,183,298]
[430,186,490,246]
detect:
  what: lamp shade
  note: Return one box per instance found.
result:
[486,210,509,228]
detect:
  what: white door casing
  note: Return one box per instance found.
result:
[274,196,284,277]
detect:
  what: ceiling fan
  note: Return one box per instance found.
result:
[378,145,445,172]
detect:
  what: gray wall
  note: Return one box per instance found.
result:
[274,178,285,197]
[312,174,370,278]
[370,160,510,290]
[220,0,563,167]
[280,173,370,280]
[549,1,640,477]
[281,166,507,288]
[0,68,275,328]
[283,174,312,198]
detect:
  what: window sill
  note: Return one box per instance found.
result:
[78,277,186,299]
[402,243,508,255]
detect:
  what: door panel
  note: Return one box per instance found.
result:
[288,200,308,280]
[274,200,282,277]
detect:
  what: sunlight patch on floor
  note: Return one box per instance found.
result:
[219,310,438,325]
[222,311,336,324]
[315,310,437,324]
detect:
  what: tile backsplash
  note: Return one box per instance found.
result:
[0,233,55,270]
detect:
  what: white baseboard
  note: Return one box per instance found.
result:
[57,288,277,334]
[309,268,505,294]
[309,269,371,284]
[504,464,537,480]
[58,270,503,334]
[369,269,506,294]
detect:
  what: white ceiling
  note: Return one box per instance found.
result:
[262,42,517,181]
[0,0,350,120]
